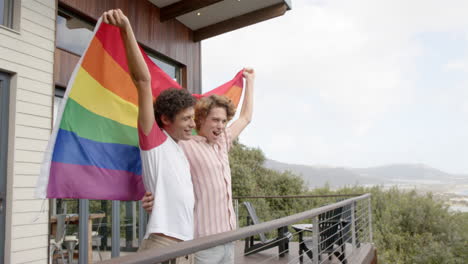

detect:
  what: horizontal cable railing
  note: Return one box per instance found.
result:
[286,196,372,264]
[233,194,364,199]
[98,193,372,264]
[232,193,365,230]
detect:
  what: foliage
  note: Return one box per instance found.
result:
[229,141,468,264]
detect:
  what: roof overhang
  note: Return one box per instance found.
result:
[148,0,292,42]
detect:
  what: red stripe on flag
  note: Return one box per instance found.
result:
[95,23,129,72]
[195,70,244,107]
[96,22,182,99]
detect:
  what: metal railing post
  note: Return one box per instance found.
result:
[138,201,146,246]
[125,202,133,249]
[78,199,89,264]
[112,200,121,257]
[312,216,319,264]
[368,196,373,243]
[350,201,357,249]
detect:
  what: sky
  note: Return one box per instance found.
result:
[201,0,468,175]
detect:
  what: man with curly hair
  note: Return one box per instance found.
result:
[104,9,195,263]
[143,68,255,264]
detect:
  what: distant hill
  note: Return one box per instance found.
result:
[264,159,468,188]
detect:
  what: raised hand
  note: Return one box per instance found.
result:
[102,9,129,29]
[243,67,255,80]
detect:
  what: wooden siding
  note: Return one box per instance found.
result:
[54,48,79,88]
[58,0,202,93]
[0,0,56,263]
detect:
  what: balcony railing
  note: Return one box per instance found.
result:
[98,193,375,264]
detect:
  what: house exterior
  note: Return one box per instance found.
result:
[0,0,291,263]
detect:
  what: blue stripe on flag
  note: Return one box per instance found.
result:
[52,129,142,175]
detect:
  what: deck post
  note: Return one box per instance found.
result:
[112,200,121,257]
[78,199,89,264]
[368,196,373,243]
[312,216,319,264]
[351,201,357,249]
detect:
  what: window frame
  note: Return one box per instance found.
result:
[145,49,183,84]
[0,71,11,262]
[56,10,95,57]
[1,0,13,29]
[56,8,183,85]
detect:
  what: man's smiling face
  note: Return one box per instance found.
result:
[198,106,228,144]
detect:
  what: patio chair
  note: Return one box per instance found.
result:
[296,206,348,264]
[64,234,79,264]
[340,203,353,247]
[91,211,105,261]
[243,202,292,257]
[50,214,67,264]
[60,214,79,264]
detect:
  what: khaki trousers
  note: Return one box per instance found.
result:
[194,243,234,264]
[138,234,194,264]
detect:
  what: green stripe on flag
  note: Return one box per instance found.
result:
[60,98,138,147]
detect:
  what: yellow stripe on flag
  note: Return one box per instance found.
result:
[69,67,138,128]
[82,37,139,106]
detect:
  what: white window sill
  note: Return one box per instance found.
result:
[0,24,20,35]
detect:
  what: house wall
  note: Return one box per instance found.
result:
[0,0,203,262]
[58,0,202,93]
[0,0,57,263]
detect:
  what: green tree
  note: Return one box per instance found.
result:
[229,141,468,264]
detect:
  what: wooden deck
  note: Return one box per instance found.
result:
[91,241,376,264]
[234,241,376,264]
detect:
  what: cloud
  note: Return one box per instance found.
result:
[444,61,468,72]
[205,1,417,134]
[202,0,468,172]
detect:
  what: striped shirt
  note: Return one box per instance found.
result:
[179,128,236,238]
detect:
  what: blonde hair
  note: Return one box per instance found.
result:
[195,94,236,130]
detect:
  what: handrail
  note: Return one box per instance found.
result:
[233,194,364,199]
[99,193,371,264]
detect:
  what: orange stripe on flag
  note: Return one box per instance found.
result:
[82,37,138,106]
[224,85,242,108]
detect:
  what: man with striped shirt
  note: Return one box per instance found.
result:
[143,68,255,264]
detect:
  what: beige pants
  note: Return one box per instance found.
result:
[138,234,194,264]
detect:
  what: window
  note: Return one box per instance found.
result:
[53,88,65,124]
[0,0,13,28]
[56,10,182,83]
[0,72,10,261]
[147,53,181,83]
[56,12,94,56]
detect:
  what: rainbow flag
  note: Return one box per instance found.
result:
[35,19,244,201]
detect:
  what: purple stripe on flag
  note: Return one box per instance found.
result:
[47,162,146,201]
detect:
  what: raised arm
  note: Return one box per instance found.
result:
[103,9,154,135]
[229,68,255,140]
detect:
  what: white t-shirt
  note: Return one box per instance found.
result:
[139,122,194,241]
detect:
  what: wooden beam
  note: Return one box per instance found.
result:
[160,0,223,22]
[193,3,288,42]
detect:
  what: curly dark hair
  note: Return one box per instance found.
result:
[154,88,196,128]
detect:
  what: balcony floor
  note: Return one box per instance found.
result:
[234,241,376,264]
[65,241,375,263]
